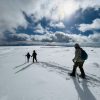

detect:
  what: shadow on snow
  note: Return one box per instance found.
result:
[13,62,27,69]
[40,62,100,87]
[72,77,96,100]
[15,63,33,74]
[40,61,71,72]
[14,61,100,87]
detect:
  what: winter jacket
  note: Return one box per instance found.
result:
[32,52,37,58]
[73,48,84,62]
[26,53,30,58]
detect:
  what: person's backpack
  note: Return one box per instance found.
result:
[81,49,88,60]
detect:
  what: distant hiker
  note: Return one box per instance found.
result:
[25,52,31,62]
[70,43,88,79]
[31,50,37,63]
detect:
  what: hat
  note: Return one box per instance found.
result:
[74,43,80,48]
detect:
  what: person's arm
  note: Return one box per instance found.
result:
[31,53,33,57]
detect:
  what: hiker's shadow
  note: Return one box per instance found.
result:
[40,62,71,72]
[14,62,27,69]
[15,63,33,74]
[72,78,96,100]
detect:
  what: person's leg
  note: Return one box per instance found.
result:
[35,57,37,62]
[79,62,86,78]
[33,57,34,63]
[27,57,29,62]
[70,62,78,76]
[28,58,29,62]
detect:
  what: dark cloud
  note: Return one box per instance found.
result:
[0,0,100,46]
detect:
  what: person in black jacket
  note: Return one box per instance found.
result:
[70,43,86,79]
[31,50,37,63]
[25,52,31,62]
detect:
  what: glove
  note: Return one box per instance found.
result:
[72,59,76,63]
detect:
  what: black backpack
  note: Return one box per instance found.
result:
[81,49,88,60]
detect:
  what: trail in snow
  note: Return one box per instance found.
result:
[0,46,100,100]
[14,61,100,87]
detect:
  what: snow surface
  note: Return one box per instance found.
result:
[0,46,100,100]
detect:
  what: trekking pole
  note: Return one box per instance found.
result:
[31,57,32,63]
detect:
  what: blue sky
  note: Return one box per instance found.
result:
[0,0,100,45]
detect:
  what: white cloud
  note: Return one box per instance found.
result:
[0,0,100,34]
[10,33,31,41]
[30,31,100,45]
[0,1,26,33]
[34,24,44,34]
[31,33,53,42]
[0,0,100,46]
[77,0,100,10]
[30,31,88,43]
[88,32,100,42]
[0,30,100,46]
[78,19,100,32]
[49,22,65,29]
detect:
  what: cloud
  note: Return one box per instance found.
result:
[34,24,44,34]
[0,30,100,46]
[49,22,65,29]
[31,34,53,42]
[78,18,100,32]
[0,1,25,33]
[0,0,100,34]
[9,33,31,41]
[30,31,88,43]
[77,0,100,10]
[2,32,31,42]
[30,31,100,45]
[0,32,32,45]
[0,0,40,34]
[88,32,100,42]
[0,0,100,46]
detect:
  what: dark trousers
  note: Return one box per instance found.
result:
[72,62,85,77]
[33,57,37,63]
[27,57,30,62]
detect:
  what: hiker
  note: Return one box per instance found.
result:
[70,43,87,79]
[25,52,31,62]
[31,50,37,63]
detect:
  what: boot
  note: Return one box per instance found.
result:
[79,74,86,79]
[69,73,76,77]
